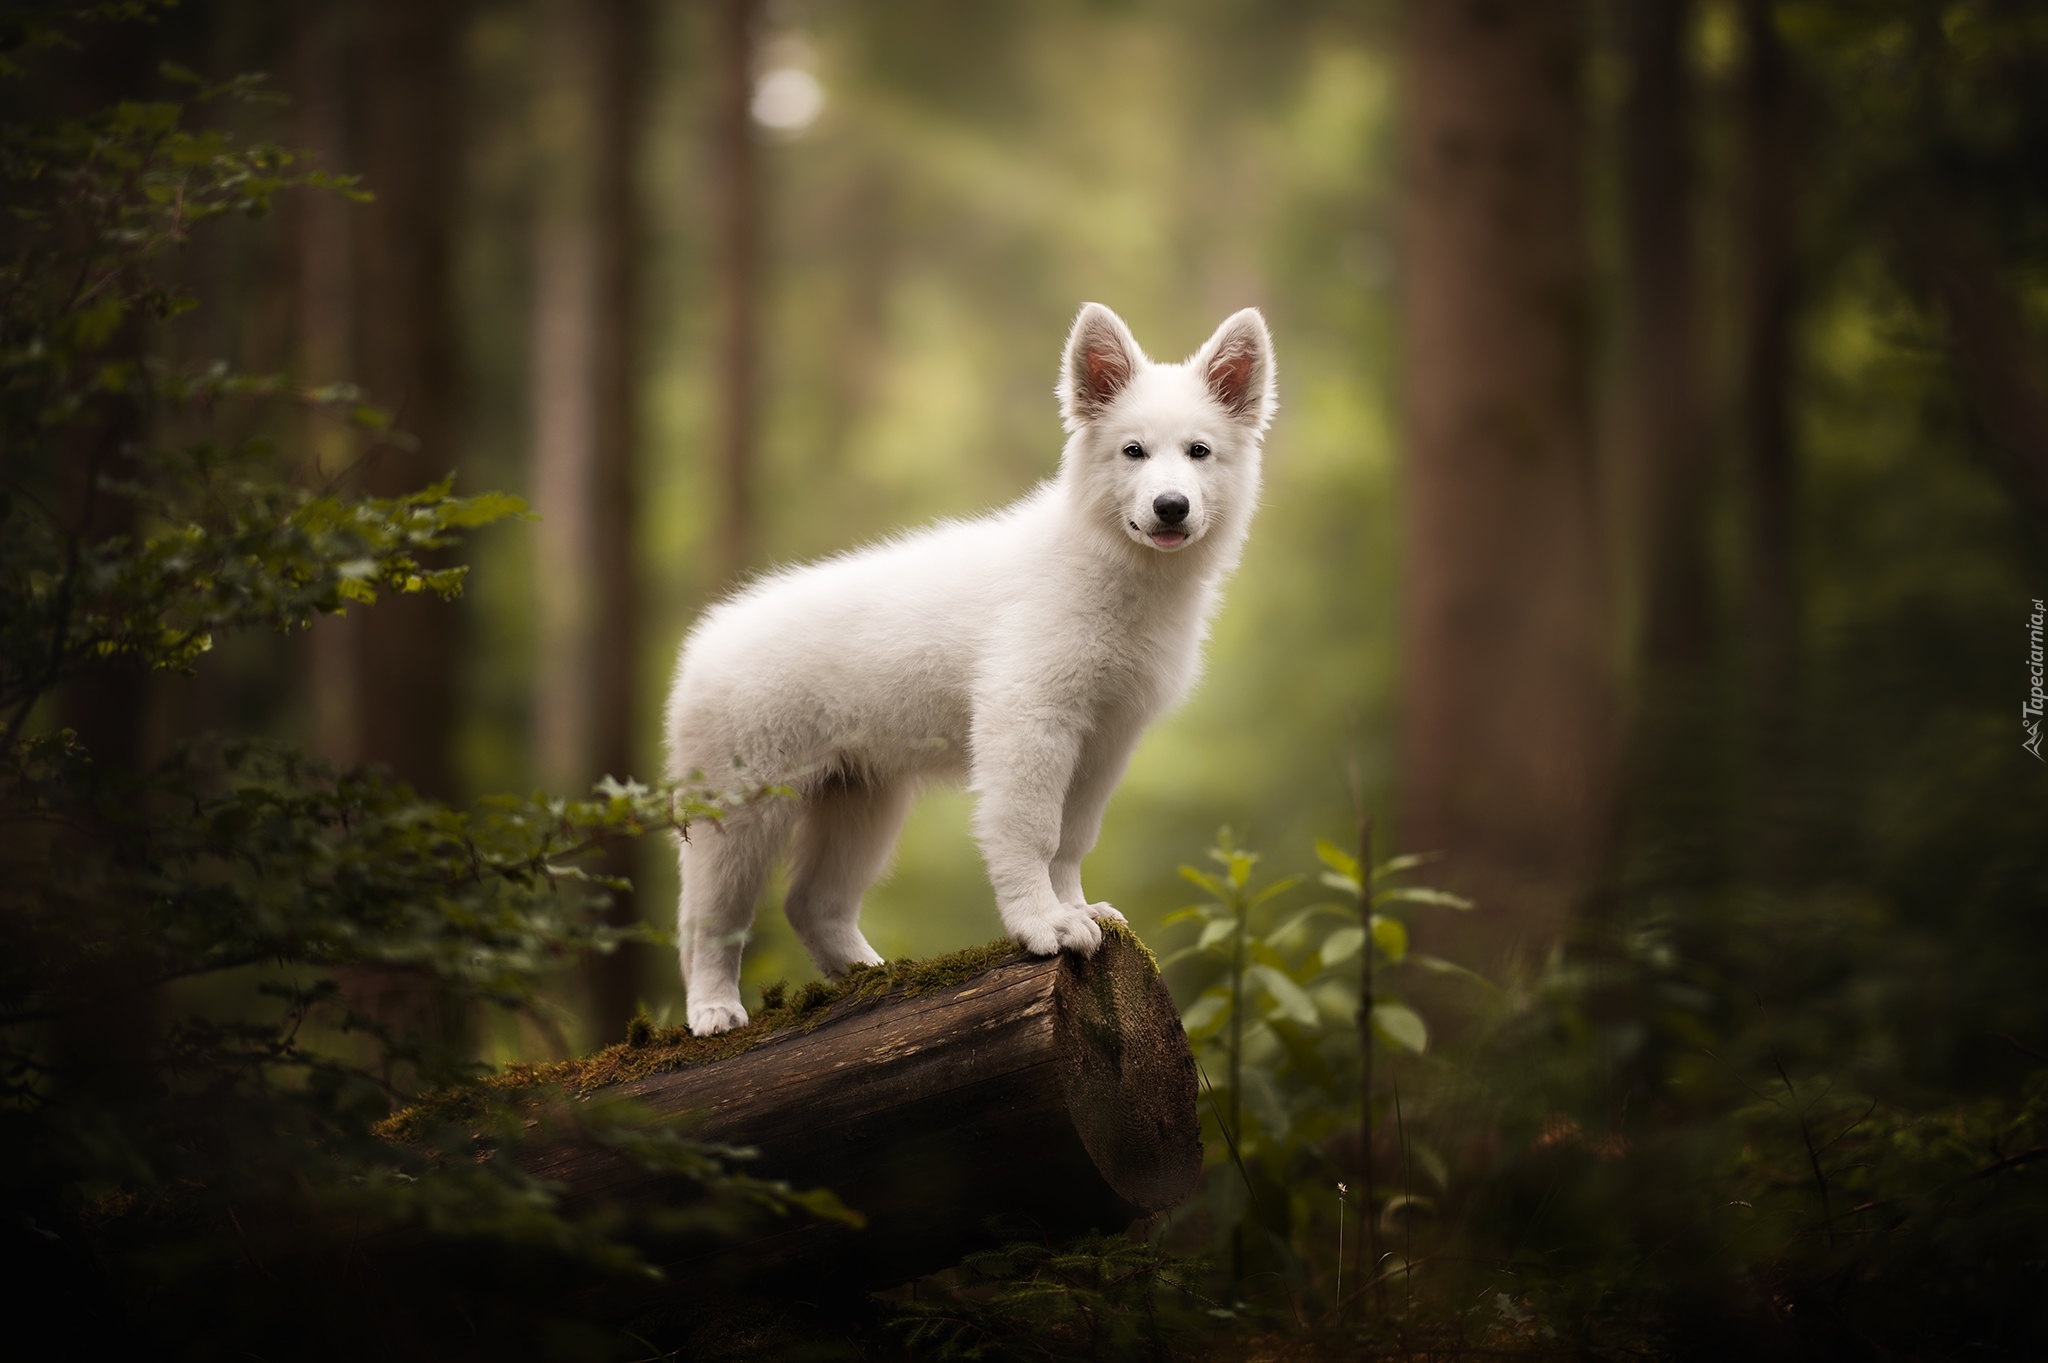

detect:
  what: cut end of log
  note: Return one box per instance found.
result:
[1053,926,1203,1212]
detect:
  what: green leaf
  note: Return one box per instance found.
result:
[1369,914,1408,962]
[1178,865,1227,897]
[1158,944,1216,974]
[1409,954,1496,990]
[1246,872,1302,910]
[1320,924,1366,968]
[1373,850,1443,877]
[1271,902,1355,944]
[1245,938,1292,974]
[1159,904,1214,927]
[1314,837,1360,881]
[1196,917,1235,952]
[1377,1192,1436,1233]
[441,491,532,528]
[1373,885,1474,911]
[1319,869,1363,899]
[1371,1002,1428,1053]
[1248,964,1318,1026]
[1180,992,1227,1038]
[1224,850,1255,889]
[1239,1066,1292,1144]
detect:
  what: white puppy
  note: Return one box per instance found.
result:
[664,303,1276,1035]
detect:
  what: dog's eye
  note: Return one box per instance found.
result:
[1122,442,1145,459]
[1189,442,1210,459]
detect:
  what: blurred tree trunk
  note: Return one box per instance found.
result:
[345,0,470,1086]
[1617,0,1724,889]
[352,0,466,803]
[1898,213,2048,526]
[1625,0,1709,675]
[531,0,651,1046]
[713,0,759,584]
[292,0,361,768]
[1736,0,1800,871]
[531,0,600,789]
[588,0,651,1045]
[1395,0,1612,964]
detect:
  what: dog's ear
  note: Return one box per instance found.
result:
[1059,303,1144,432]
[1194,308,1276,432]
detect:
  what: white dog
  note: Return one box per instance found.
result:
[664,303,1276,1035]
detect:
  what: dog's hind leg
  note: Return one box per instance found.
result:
[678,802,793,1036]
[784,774,910,976]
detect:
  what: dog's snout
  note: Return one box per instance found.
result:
[1153,493,1190,525]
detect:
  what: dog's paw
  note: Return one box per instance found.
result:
[1012,906,1104,958]
[686,999,749,1036]
[1084,901,1126,925]
[814,932,885,977]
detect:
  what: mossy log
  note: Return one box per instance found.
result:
[531,924,1202,1300]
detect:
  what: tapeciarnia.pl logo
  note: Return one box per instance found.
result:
[2027,597,2045,761]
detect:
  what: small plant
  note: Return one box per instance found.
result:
[1161,826,1484,1309]
[1311,828,1484,1309]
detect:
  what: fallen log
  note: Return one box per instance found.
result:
[524,923,1203,1299]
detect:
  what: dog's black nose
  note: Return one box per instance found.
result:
[1154,493,1189,525]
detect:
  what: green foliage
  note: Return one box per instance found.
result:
[1404,914,2048,1357]
[1161,828,1484,1304]
[890,1233,1216,1362]
[0,26,845,1355]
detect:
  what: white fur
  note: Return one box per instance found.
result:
[664,303,1276,1035]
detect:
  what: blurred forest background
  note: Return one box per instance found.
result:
[7,0,2048,1356]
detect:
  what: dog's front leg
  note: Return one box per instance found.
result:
[969,712,1105,957]
[1049,724,1139,924]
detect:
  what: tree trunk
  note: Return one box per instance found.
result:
[353,0,466,802]
[1396,0,1612,964]
[292,0,362,769]
[713,0,759,585]
[1623,0,1709,676]
[587,0,651,1046]
[1896,212,2048,527]
[530,0,651,1045]
[345,0,469,1084]
[1735,0,1800,873]
[528,928,1202,1305]
[530,0,601,797]
[1617,0,1725,892]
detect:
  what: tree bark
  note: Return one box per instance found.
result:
[530,0,651,1045]
[353,0,466,802]
[528,928,1202,1303]
[1895,211,2048,529]
[1735,0,1800,872]
[344,0,469,1084]
[587,0,651,1047]
[713,0,760,585]
[1396,0,1612,963]
[530,0,601,797]
[292,0,362,770]
[1617,0,1726,892]
[1623,0,1710,676]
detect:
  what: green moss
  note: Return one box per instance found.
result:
[379,935,1030,1143]
[1107,919,1158,972]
